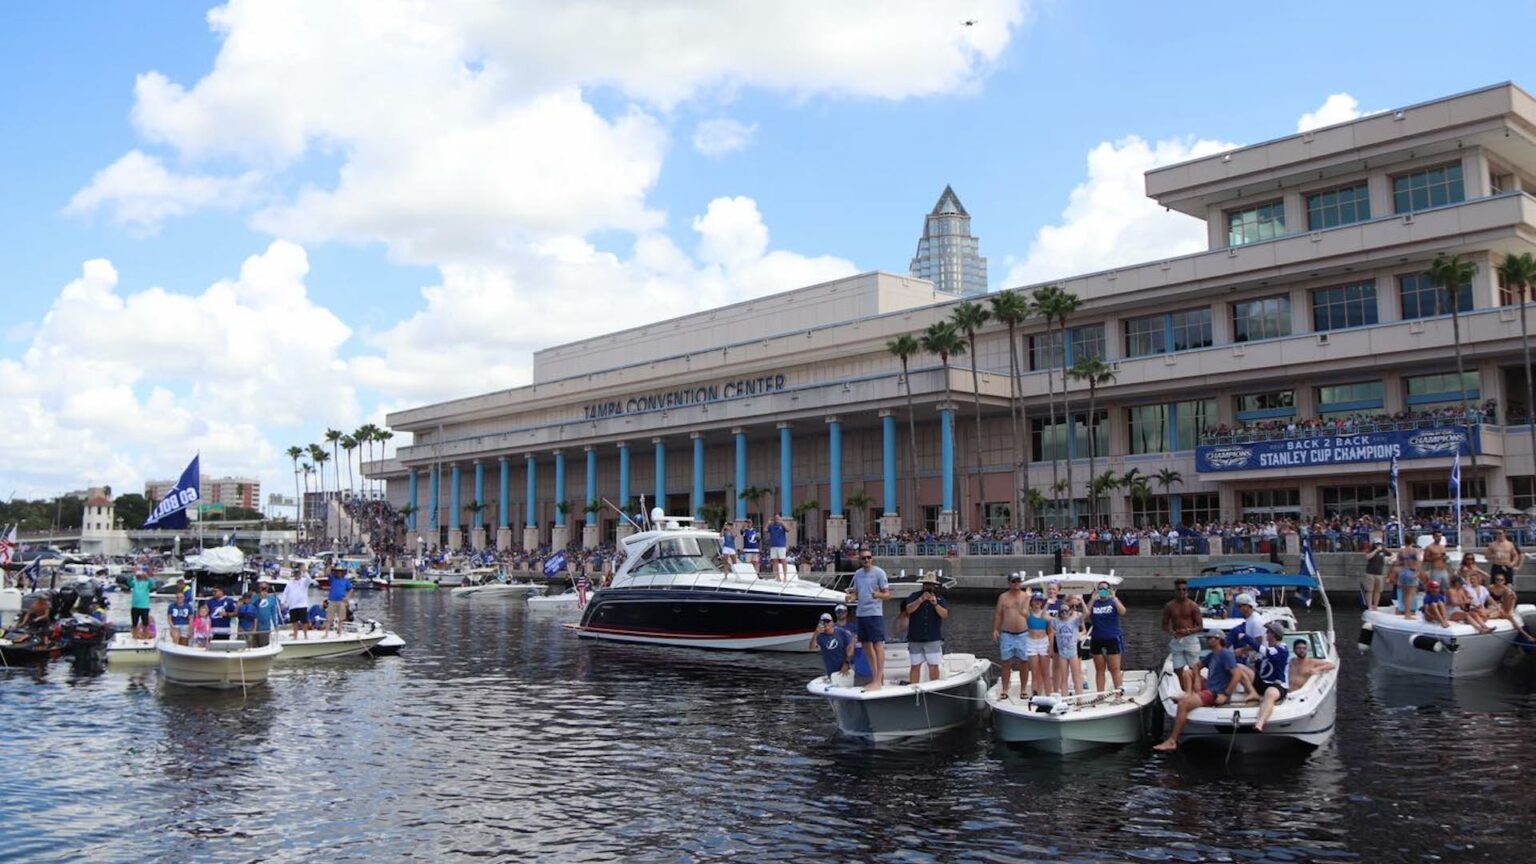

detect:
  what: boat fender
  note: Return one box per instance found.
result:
[1410,634,1457,653]
[1357,622,1374,652]
[1029,695,1060,714]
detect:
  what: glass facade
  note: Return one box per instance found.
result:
[1322,485,1390,517]
[1306,182,1371,230]
[1405,371,1479,407]
[1170,308,1213,351]
[909,187,988,296]
[1124,309,1210,357]
[1312,281,1378,332]
[1240,489,1301,518]
[1124,314,1166,358]
[1028,324,1106,371]
[1072,411,1109,460]
[1393,163,1465,213]
[1227,200,1286,246]
[1030,417,1070,462]
[1175,399,1217,449]
[1235,390,1295,415]
[1131,494,1170,527]
[1316,381,1384,419]
[1127,404,1168,455]
[1183,492,1220,527]
[1399,273,1473,320]
[1232,295,1292,342]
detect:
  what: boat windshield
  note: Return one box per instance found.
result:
[630,536,724,576]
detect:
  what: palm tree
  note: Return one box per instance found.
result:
[399,503,418,532]
[951,301,991,531]
[1070,356,1116,526]
[376,430,394,498]
[1090,470,1120,525]
[1026,488,1047,530]
[988,290,1030,530]
[1498,252,1536,464]
[325,428,342,500]
[341,434,358,496]
[737,485,769,521]
[307,445,327,497]
[1154,468,1184,526]
[1126,477,1155,526]
[1037,285,1084,521]
[1030,287,1062,511]
[353,425,373,494]
[886,333,922,529]
[286,445,304,523]
[1429,253,1483,510]
[921,320,967,527]
[698,503,729,530]
[844,488,875,537]
[464,500,486,530]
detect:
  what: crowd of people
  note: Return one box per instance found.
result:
[1199,403,1494,445]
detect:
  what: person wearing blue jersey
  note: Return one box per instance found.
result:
[1087,580,1126,693]
[166,595,194,645]
[810,613,855,679]
[253,582,282,648]
[1254,622,1291,732]
[740,523,762,571]
[327,567,353,636]
[206,587,237,639]
[308,601,329,630]
[236,592,258,640]
[767,515,789,580]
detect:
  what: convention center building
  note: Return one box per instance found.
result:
[372,82,1536,550]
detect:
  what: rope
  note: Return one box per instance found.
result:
[1224,708,1241,766]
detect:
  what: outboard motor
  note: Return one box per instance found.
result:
[58,616,113,668]
[1411,634,1457,653]
[1357,621,1374,652]
[49,588,80,620]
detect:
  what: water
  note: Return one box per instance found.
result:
[2,592,1534,863]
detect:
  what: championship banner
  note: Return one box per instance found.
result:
[144,455,201,529]
[1196,426,1479,474]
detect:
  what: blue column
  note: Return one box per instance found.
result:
[585,447,597,524]
[734,429,748,520]
[941,407,956,513]
[428,465,439,529]
[473,461,485,529]
[881,412,897,515]
[449,463,461,530]
[779,423,793,518]
[829,418,843,517]
[525,455,537,528]
[691,434,705,520]
[554,451,567,526]
[654,438,666,510]
[407,469,419,531]
[498,458,510,528]
[618,443,631,509]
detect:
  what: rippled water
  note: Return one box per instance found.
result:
[2,591,1534,863]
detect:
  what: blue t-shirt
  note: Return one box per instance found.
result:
[129,576,154,609]
[1258,645,1290,687]
[208,597,237,632]
[903,590,948,642]
[1089,596,1121,641]
[308,604,328,626]
[328,576,352,602]
[741,528,761,553]
[816,626,855,674]
[167,601,193,627]
[1422,591,1447,607]
[255,596,282,630]
[767,523,787,548]
[1203,648,1237,693]
[852,566,889,617]
[237,602,258,629]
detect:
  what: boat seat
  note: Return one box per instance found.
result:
[942,653,976,677]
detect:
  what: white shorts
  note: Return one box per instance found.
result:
[1026,636,1051,658]
[908,640,943,666]
[723,549,737,560]
[769,547,787,560]
[743,551,759,560]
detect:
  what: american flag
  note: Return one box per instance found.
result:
[0,524,16,566]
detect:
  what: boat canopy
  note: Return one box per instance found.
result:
[1187,573,1318,590]
[1021,572,1122,593]
[1199,562,1286,575]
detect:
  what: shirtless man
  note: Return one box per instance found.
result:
[1423,531,1451,587]
[1485,529,1522,589]
[992,574,1031,699]
[1287,638,1337,692]
[1161,578,1204,692]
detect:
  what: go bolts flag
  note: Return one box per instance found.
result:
[145,455,201,529]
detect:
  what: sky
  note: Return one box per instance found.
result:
[3,0,1535,508]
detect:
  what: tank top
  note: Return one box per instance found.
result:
[1026,612,1049,631]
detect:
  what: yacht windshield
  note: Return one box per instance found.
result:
[631,536,723,576]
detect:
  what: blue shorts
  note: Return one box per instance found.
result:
[855,615,885,644]
[999,631,1028,662]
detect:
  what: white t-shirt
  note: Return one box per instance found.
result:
[281,575,314,611]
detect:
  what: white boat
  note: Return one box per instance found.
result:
[1156,567,1339,753]
[806,644,991,741]
[373,631,406,655]
[1360,603,1536,678]
[0,586,21,628]
[990,670,1160,753]
[158,637,282,689]
[270,620,390,660]
[526,586,593,611]
[106,633,161,667]
[450,576,542,599]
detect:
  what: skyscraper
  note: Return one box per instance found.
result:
[909,185,987,297]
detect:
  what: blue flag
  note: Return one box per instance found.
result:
[1298,533,1319,608]
[1389,454,1399,497]
[144,455,200,529]
[1450,452,1461,496]
[542,550,568,577]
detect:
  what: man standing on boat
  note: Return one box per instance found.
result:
[282,568,317,639]
[846,549,891,691]
[1424,531,1451,586]
[327,566,353,636]
[992,574,1031,699]
[1486,529,1522,589]
[767,515,789,581]
[1161,578,1204,692]
[206,587,237,640]
[903,574,950,684]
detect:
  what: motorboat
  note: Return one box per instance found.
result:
[372,571,441,590]
[526,586,593,611]
[106,633,161,667]
[372,630,406,656]
[1359,603,1536,678]
[576,508,847,651]
[1156,569,1339,753]
[450,572,541,599]
[987,572,1160,753]
[270,619,389,660]
[0,629,56,666]
[2,587,114,668]
[806,644,991,741]
[158,637,282,689]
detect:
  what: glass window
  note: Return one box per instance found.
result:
[1232,295,1292,342]
[1175,399,1217,449]
[1399,273,1473,320]
[1127,404,1169,455]
[1072,324,1106,363]
[1072,411,1109,460]
[1182,492,1220,527]
[1322,485,1390,517]
[1240,489,1301,518]
[1170,308,1213,351]
[1393,162,1465,213]
[1029,331,1063,372]
[1410,479,1485,513]
[1028,324,1105,371]
[1306,182,1372,230]
[1235,390,1295,415]
[1404,372,1479,407]
[1512,476,1536,512]
[1227,200,1286,246]
[1312,281,1378,332]
[1131,494,1170,528]
[1316,380,1384,419]
[1124,314,1166,358]
[1030,417,1070,462]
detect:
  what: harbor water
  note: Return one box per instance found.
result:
[2,593,1534,862]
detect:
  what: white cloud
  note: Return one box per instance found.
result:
[692,118,758,159]
[66,150,259,235]
[1297,93,1363,132]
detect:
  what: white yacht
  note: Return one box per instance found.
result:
[158,637,283,689]
[807,645,991,741]
[1360,604,1535,677]
[575,509,846,651]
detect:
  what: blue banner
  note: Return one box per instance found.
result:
[1197,426,1480,473]
[144,455,200,529]
[542,550,568,577]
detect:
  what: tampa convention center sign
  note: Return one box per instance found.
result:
[581,374,788,420]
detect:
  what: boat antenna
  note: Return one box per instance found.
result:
[638,495,648,529]
[598,498,643,530]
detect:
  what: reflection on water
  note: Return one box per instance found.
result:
[1,595,1533,862]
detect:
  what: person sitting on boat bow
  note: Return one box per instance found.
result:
[1287,638,1335,692]
[904,574,950,684]
[1153,632,1244,751]
[1445,576,1494,634]
[810,613,855,681]
[1420,581,1450,628]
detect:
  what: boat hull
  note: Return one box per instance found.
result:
[450,584,540,599]
[106,635,161,667]
[808,657,991,741]
[989,671,1159,754]
[1156,656,1338,752]
[157,641,281,689]
[1364,609,1520,678]
[271,629,388,660]
[575,587,840,651]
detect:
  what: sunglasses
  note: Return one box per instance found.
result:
[860,556,873,561]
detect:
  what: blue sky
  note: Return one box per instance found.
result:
[3,0,1533,502]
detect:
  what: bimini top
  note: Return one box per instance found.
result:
[1021,572,1122,594]
[1188,573,1319,590]
[1199,561,1286,576]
